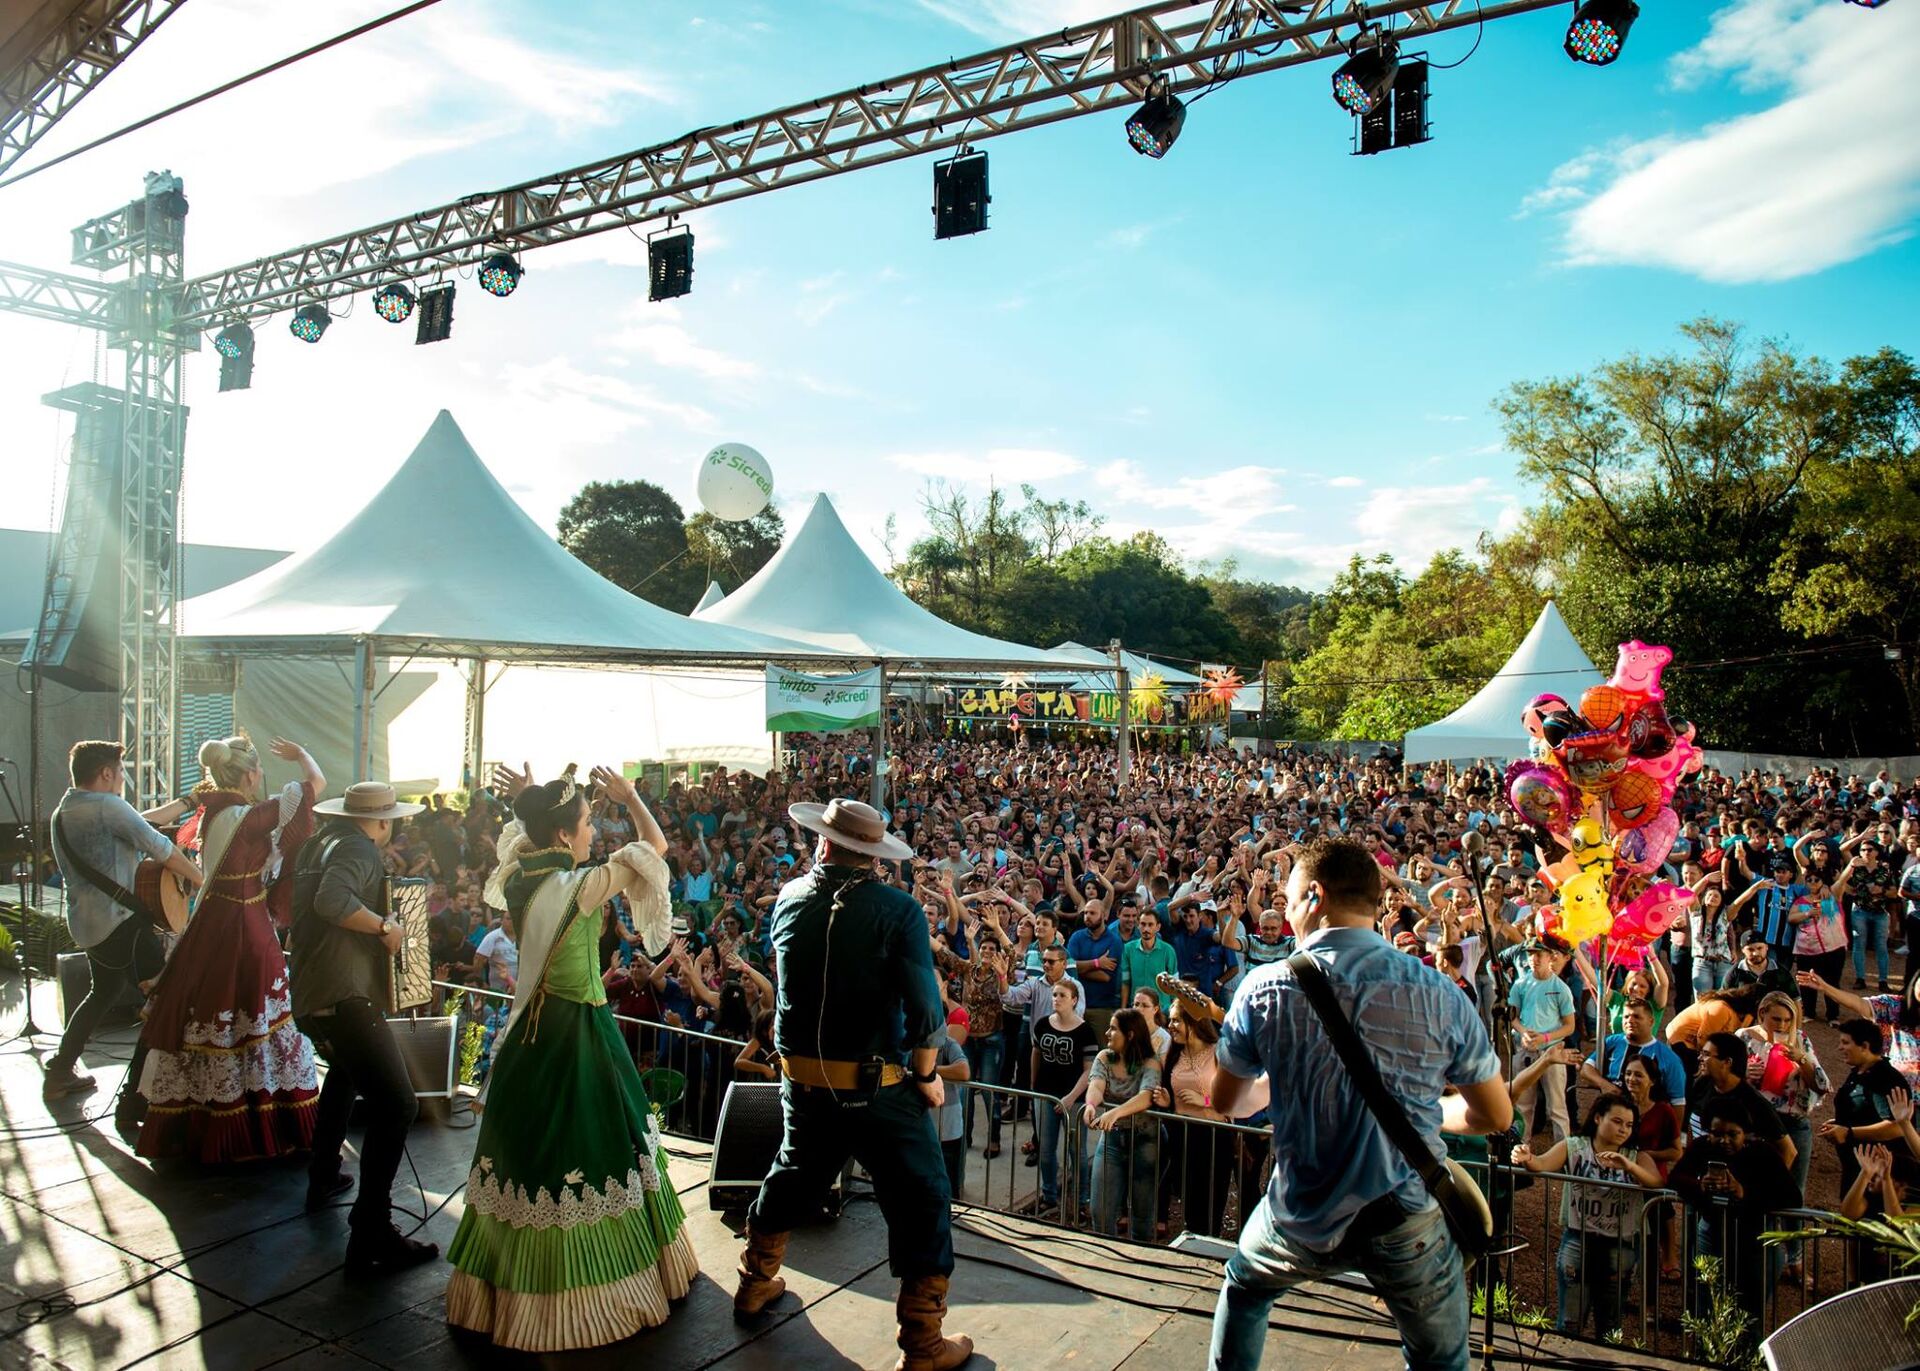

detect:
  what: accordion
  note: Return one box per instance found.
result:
[385,876,433,1014]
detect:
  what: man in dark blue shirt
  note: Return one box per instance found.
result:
[1169,902,1234,1006]
[1731,856,1808,973]
[738,799,971,1371]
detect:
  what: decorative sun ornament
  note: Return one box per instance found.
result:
[998,673,1031,691]
[1132,672,1170,709]
[1201,667,1244,705]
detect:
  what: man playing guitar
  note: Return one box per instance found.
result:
[44,741,204,1135]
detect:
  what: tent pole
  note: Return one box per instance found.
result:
[870,661,888,812]
[463,658,488,794]
[352,638,374,783]
[1111,639,1131,790]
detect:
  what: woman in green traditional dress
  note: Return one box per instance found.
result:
[445,763,700,1351]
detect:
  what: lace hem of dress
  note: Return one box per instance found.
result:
[141,1015,318,1105]
[463,1157,664,1230]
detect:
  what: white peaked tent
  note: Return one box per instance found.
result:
[1402,602,1603,763]
[178,411,832,785]
[181,410,817,662]
[696,494,1083,671]
[692,580,726,614]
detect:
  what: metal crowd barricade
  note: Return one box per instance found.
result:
[432,979,752,1141]
[421,985,1864,1365]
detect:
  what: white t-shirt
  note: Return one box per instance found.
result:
[475,926,519,992]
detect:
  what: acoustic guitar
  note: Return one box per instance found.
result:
[133,858,192,935]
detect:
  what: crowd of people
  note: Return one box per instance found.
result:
[38,726,1920,1361]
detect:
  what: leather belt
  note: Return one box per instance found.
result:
[781,1055,909,1090]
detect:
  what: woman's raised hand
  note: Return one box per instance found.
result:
[491,762,533,801]
[267,737,307,763]
[591,765,638,808]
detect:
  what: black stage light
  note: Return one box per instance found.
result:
[1565,0,1640,65]
[649,227,694,301]
[373,280,416,323]
[1392,60,1430,149]
[214,322,253,392]
[289,304,330,343]
[933,150,990,238]
[1333,42,1399,116]
[416,283,455,344]
[478,252,522,297]
[1125,91,1186,158]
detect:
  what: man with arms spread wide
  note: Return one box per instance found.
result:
[1208,836,1511,1371]
[735,798,973,1371]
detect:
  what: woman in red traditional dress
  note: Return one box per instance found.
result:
[133,735,326,1162]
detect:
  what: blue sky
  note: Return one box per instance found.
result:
[0,0,1914,594]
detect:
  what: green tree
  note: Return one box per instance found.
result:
[686,506,787,594]
[557,479,700,608]
[1053,533,1241,662]
[1493,318,1904,753]
[1768,346,1920,746]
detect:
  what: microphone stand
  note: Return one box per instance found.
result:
[0,763,45,1040]
[1463,829,1524,1371]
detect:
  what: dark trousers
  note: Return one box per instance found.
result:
[55,915,164,1112]
[749,1079,954,1279]
[962,1031,1003,1146]
[300,998,419,1234]
[1172,1117,1238,1238]
[941,1137,966,1197]
[1799,947,1848,1020]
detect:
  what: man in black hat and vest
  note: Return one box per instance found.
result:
[734,798,973,1371]
[290,780,440,1276]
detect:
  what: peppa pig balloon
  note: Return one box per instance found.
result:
[1610,639,1673,702]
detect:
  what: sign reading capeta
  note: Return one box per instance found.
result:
[764,666,883,733]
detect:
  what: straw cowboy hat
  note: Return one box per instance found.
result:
[788,798,913,861]
[314,781,426,822]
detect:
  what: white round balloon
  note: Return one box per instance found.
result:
[697,442,774,521]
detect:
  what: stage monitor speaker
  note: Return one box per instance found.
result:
[1763,1275,1920,1371]
[710,1081,784,1211]
[385,1013,457,1099]
[56,950,144,1024]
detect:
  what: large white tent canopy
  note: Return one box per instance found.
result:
[1402,602,1603,764]
[179,410,823,664]
[695,494,1083,671]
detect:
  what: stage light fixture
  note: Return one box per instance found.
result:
[1124,89,1186,158]
[372,280,416,323]
[214,322,253,392]
[1842,0,1891,7]
[289,304,330,343]
[648,227,694,302]
[1565,0,1639,65]
[477,252,522,297]
[1332,42,1399,116]
[416,284,455,344]
[933,149,990,238]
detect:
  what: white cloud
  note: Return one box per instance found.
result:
[601,303,760,380]
[1326,475,1366,489]
[1522,0,1920,282]
[497,358,714,438]
[890,448,1087,483]
[911,2,1119,40]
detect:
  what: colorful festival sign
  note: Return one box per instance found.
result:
[765,666,883,732]
[951,686,1183,727]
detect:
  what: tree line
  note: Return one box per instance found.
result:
[554,320,1919,755]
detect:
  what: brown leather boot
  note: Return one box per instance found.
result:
[893,1274,973,1371]
[732,1224,789,1322]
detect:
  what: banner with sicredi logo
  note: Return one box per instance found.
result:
[764,666,882,733]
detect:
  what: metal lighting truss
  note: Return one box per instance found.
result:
[0,0,1571,804]
[0,0,190,175]
[178,0,1565,324]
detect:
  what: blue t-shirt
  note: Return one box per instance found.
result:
[1065,925,1124,1009]
[1510,970,1576,1037]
